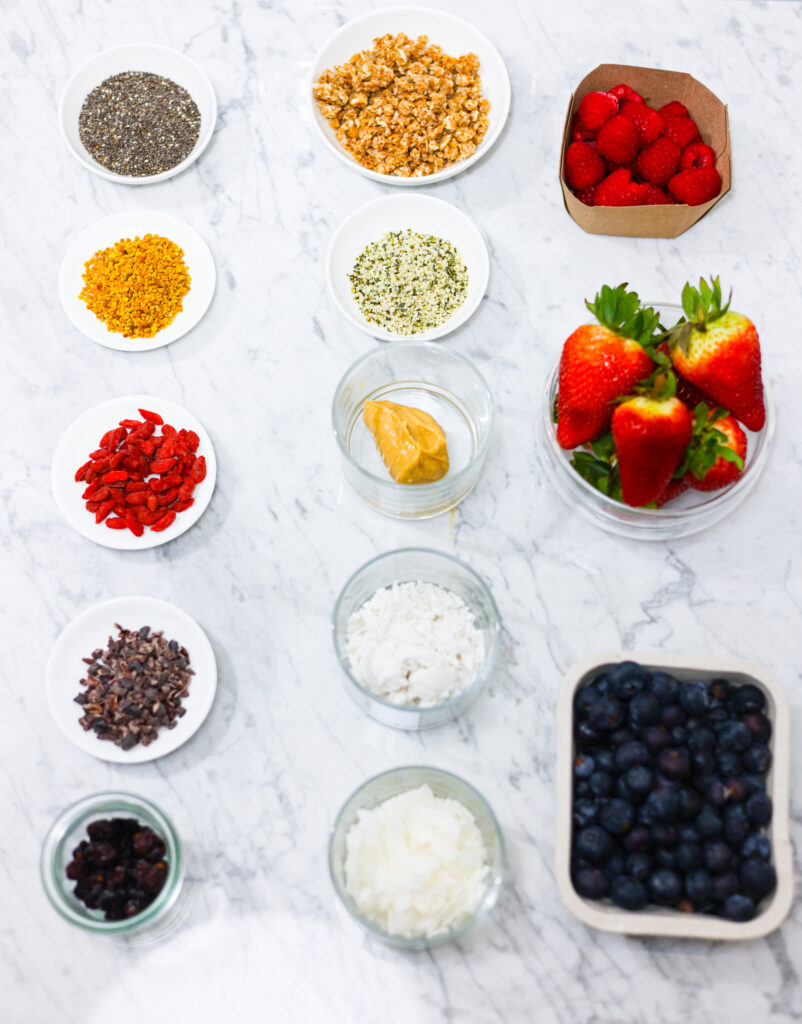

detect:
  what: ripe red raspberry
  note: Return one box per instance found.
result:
[564,141,605,190]
[643,185,674,205]
[620,103,665,146]
[595,168,648,207]
[610,83,644,106]
[662,115,699,150]
[668,166,722,205]
[578,91,619,132]
[596,115,640,164]
[680,142,716,170]
[574,185,598,206]
[634,137,681,186]
[659,100,688,118]
[570,114,596,143]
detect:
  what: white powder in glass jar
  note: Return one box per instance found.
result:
[345,581,485,707]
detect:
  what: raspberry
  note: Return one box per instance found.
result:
[620,103,665,146]
[595,168,648,207]
[578,91,619,132]
[570,114,596,143]
[662,116,699,150]
[574,185,597,206]
[564,141,606,190]
[643,185,674,205]
[634,137,681,186]
[680,142,716,170]
[610,83,644,106]
[659,100,688,118]
[667,167,722,205]
[596,115,640,164]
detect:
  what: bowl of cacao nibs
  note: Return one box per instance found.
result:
[555,653,793,940]
[41,791,183,933]
[46,596,217,763]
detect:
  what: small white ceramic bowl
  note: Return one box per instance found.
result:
[46,596,217,764]
[59,44,217,185]
[326,194,489,342]
[555,651,793,940]
[309,6,510,186]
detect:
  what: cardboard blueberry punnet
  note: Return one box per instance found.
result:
[560,64,732,238]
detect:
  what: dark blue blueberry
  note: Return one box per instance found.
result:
[742,772,767,795]
[647,671,679,705]
[705,780,728,807]
[649,868,682,906]
[718,721,753,753]
[650,823,677,849]
[717,751,743,777]
[678,823,700,843]
[643,725,671,754]
[592,672,611,695]
[625,851,652,882]
[590,749,616,774]
[654,848,677,869]
[688,726,716,753]
[574,684,602,717]
[658,747,691,780]
[722,894,756,921]
[710,871,739,903]
[745,791,772,825]
[704,840,732,874]
[685,869,713,905]
[625,765,653,801]
[669,725,689,745]
[654,773,681,793]
[640,790,679,823]
[692,772,718,795]
[622,825,651,852]
[661,704,686,729]
[575,780,592,798]
[708,678,731,707]
[629,692,662,729]
[679,681,711,717]
[602,849,626,881]
[599,798,634,836]
[575,720,601,748]
[609,661,647,700]
[740,859,777,898]
[615,741,650,772]
[731,684,766,715]
[610,876,648,910]
[724,777,747,802]
[609,727,635,747]
[741,833,771,860]
[691,749,717,776]
[742,744,771,774]
[742,713,771,744]
[574,754,596,778]
[615,775,632,801]
[572,865,608,900]
[675,841,703,871]
[723,804,751,845]
[589,770,614,797]
[572,798,600,828]
[706,706,731,730]
[695,806,723,840]
[575,826,614,865]
[588,696,626,733]
[677,787,703,820]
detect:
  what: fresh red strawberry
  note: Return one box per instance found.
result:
[564,141,606,190]
[634,137,681,186]
[578,91,619,131]
[655,476,692,507]
[643,184,674,205]
[659,100,688,118]
[668,166,722,205]
[680,141,716,170]
[597,115,640,164]
[665,277,765,431]
[570,114,596,142]
[610,83,644,106]
[574,185,597,206]
[683,407,747,492]
[661,115,699,149]
[620,103,665,146]
[595,169,648,206]
[556,285,659,449]
[611,375,694,507]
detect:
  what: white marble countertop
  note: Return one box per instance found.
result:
[2,0,801,1021]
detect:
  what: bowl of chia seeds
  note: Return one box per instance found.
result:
[59,44,217,185]
[326,194,490,343]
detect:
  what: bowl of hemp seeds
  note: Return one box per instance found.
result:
[59,44,217,184]
[326,194,490,342]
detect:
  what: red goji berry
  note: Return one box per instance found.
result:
[106,517,127,529]
[178,481,195,501]
[135,420,156,439]
[86,500,101,512]
[172,498,194,513]
[102,470,128,483]
[185,430,200,452]
[161,424,176,437]
[84,464,97,483]
[125,491,150,506]
[160,488,180,506]
[139,510,162,526]
[89,448,108,460]
[124,480,147,493]
[138,408,164,425]
[82,479,102,499]
[98,429,116,449]
[148,477,167,493]
[92,457,111,474]
[150,457,176,475]
[95,499,115,524]
[112,426,127,448]
[135,439,156,455]
[147,495,159,512]
[93,486,110,502]
[119,419,142,429]
[75,461,91,482]
[110,451,126,469]
[191,456,207,483]
[125,514,144,537]
[151,511,176,532]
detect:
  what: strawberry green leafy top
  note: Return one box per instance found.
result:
[586,284,663,350]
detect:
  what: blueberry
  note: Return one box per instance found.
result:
[575,780,592,798]
[717,751,743,777]
[575,720,601,748]
[615,776,633,801]
[710,871,739,903]
[654,773,682,793]
[679,681,711,716]
[722,893,756,921]
[572,865,608,900]
[685,869,713,905]
[724,777,747,802]
[740,859,777,898]
[602,849,626,881]
[609,728,636,747]
[589,770,614,797]
[695,806,723,840]
[669,725,689,745]
[640,790,679,823]
[625,852,652,882]
[731,684,766,715]
[593,673,611,695]
[609,661,647,700]
[706,706,731,730]
[719,721,753,753]
[615,741,650,773]
[741,833,771,860]
[688,726,716,753]
[647,671,679,705]
[575,826,614,864]
[742,713,771,744]
[574,684,602,717]
[622,825,651,852]
[610,876,648,911]
[677,787,703,820]
[629,692,662,729]
[599,798,635,836]
[590,749,616,774]
[691,750,717,776]
[742,744,771,774]
[675,841,703,871]
[654,848,677,869]
[644,725,671,754]
[746,792,772,826]
[678,823,700,843]
[742,772,767,795]
[625,765,653,801]
[572,798,600,828]
[705,780,728,807]
[723,805,751,845]
[588,696,626,733]
[708,678,731,707]
[704,840,732,874]
[658,747,691,780]
[650,823,677,849]
[649,868,682,906]
[574,754,595,778]
[661,705,686,729]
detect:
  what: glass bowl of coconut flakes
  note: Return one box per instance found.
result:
[332,548,501,729]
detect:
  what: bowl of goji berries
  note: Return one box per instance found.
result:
[559,63,731,238]
[51,395,216,549]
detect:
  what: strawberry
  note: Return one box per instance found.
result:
[668,166,722,205]
[611,373,694,507]
[655,476,692,507]
[643,184,674,205]
[570,115,596,143]
[564,141,606,190]
[665,277,765,431]
[681,406,747,492]
[620,103,665,146]
[659,100,688,118]
[596,115,640,164]
[556,285,659,449]
[610,83,644,106]
[634,137,681,186]
[595,168,648,206]
[675,371,713,410]
[578,91,619,131]
[661,115,699,149]
[680,141,716,170]
[574,185,597,206]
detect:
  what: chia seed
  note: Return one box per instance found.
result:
[79,71,202,177]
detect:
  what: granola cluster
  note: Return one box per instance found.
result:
[313,33,490,177]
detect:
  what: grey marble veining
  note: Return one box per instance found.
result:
[1,0,801,1021]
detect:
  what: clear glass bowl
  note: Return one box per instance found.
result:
[329,766,506,950]
[537,302,775,540]
[332,548,501,729]
[332,343,494,519]
[41,791,184,935]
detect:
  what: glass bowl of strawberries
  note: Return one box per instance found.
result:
[538,281,775,540]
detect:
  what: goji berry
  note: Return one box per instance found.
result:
[111,451,126,469]
[148,477,168,493]
[139,510,163,526]
[86,500,101,512]
[151,457,176,475]
[102,470,128,483]
[74,461,91,482]
[161,424,177,437]
[147,495,159,512]
[178,481,194,501]
[172,498,194,513]
[135,420,156,440]
[124,480,147,493]
[106,517,127,529]
[125,514,144,537]
[82,479,102,499]
[119,419,142,429]
[95,499,115,524]
[135,439,156,456]
[138,408,164,425]
[125,491,150,506]
[151,511,176,532]
[93,486,110,502]
[89,448,108,460]
[85,464,97,483]
[99,429,117,449]
[160,488,180,506]
[191,456,207,483]
[185,430,200,452]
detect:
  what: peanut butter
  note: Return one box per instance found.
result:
[363,400,449,485]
